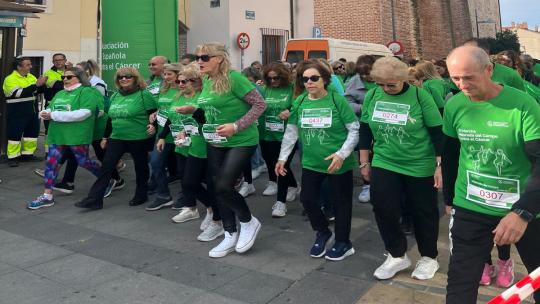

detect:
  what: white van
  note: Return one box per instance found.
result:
[283,38,394,63]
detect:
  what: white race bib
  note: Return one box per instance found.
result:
[372,101,410,126]
[301,108,332,128]
[156,111,168,127]
[265,116,285,132]
[466,171,520,209]
[202,124,228,144]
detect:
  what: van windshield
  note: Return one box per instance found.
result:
[308,51,327,60]
[286,51,304,63]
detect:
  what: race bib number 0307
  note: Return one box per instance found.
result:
[372,101,410,125]
[466,170,520,209]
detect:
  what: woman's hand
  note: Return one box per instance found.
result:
[360,164,371,182]
[40,111,51,120]
[445,205,453,216]
[434,166,443,189]
[175,105,197,114]
[176,131,187,141]
[156,139,165,152]
[275,160,287,177]
[325,153,344,174]
[278,109,290,120]
[216,123,235,137]
[100,138,108,149]
[147,124,156,136]
[149,112,157,123]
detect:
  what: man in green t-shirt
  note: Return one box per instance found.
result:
[146,56,168,97]
[443,45,540,304]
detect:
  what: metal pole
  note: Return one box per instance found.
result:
[289,0,294,39]
[390,0,396,40]
[15,0,24,56]
[475,8,480,37]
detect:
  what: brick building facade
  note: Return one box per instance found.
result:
[314,0,500,60]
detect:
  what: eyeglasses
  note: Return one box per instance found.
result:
[195,55,216,62]
[178,78,198,84]
[334,65,345,70]
[268,76,281,81]
[302,75,321,83]
[117,75,134,80]
[61,75,77,80]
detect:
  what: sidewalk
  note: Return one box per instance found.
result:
[0,151,533,303]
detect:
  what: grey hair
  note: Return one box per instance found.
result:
[447,46,490,70]
[65,67,91,86]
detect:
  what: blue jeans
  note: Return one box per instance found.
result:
[149,143,175,198]
[250,144,265,168]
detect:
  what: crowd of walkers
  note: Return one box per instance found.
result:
[4,37,540,304]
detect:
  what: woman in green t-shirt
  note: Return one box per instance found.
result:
[146,63,183,211]
[76,67,157,210]
[195,42,266,258]
[358,57,443,280]
[28,67,101,209]
[277,59,359,261]
[410,61,450,114]
[259,62,298,218]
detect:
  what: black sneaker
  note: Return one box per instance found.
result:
[103,179,116,198]
[8,159,19,167]
[129,196,148,206]
[325,241,355,261]
[113,178,125,190]
[167,175,181,184]
[145,196,174,211]
[310,230,334,258]
[20,155,43,162]
[74,198,102,210]
[52,182,74,194]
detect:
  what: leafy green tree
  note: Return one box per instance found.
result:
[485,30,521,54]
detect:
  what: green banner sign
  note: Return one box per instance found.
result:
[101,0,178,88]
[0,16,23,28]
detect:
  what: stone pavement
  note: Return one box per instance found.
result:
[0,152,534,304]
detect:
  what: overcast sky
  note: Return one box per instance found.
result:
[500,0,540,28]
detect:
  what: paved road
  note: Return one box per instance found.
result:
[0,151,533,304]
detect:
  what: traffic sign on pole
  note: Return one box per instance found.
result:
[386,40,404,55]
[237,32,250,50]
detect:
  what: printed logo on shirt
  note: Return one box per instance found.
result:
[487,121,509,128]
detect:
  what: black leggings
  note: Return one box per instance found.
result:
[182,155,221,221]
[260,140,298,202]
[300,168,353,243]
[370,166,439,258]
[207,145,256,233]
[61,140,120,184]
[84,138,149,205]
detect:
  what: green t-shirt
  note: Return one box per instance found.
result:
[156,88,178,144]
[197,70,258,147]
[364,80,377,91]
[146,77,162,100]
[48,86,97,145]
[423,79,448,109]
[492,63,525,92]
[361,85,443,177]
[180,93,207,158]
[259,84,294,142]
[289,92,358,175]
[108,89,157,140]
[533,63,540,78]
[443,86,540,217]
[167,94,194,157]
[91,88,107,141]
[524,80,540,104]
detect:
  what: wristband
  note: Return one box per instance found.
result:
[359,162,370,169]
[233,123,238,134]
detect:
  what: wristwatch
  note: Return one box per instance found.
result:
[512,208,535,222]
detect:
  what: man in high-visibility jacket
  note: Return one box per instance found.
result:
[3,57,47,167]
[42,53,66,149]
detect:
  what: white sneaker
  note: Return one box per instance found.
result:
[357,185,370,203]
[271,201,287,218]
[286,187,298,202]
[238,182,256,198]
[171,207,200,223]
[262,181,278,196]
[236,216,262,253]
[411,257,439,280]
[197,221,224,242]
[209,231,238,258]
[200,210,213,231]
[373,253,412,280]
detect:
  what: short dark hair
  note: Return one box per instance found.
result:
[12,56,31,70]
[241,67,263,82]
[263,61,291,88]
[355,55,376,75]
[52,53,66,60]
[181,53,197,62]
[295,59,332,92]
[338,58,347,63]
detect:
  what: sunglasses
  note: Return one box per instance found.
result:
[302,75,321,83]
[195,55,215,62]
[178,78,198,85]
[117,75,134,80]
[268,76,281,81]
[61,75,77,80]
[334,65,345,70]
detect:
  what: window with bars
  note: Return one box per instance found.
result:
[261,28,289,65]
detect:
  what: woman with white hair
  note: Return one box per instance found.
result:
[195,42,266,258]
[359,56,443,281]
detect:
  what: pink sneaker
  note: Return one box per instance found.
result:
[479,263,495,285]
[496,259,514,288]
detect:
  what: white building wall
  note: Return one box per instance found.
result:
[517,29,540,60]
[294,0,315,39]
[187,0,230,55]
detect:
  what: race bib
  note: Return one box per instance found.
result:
[202,124,228,144]
[182,118,200,136]
[265,116,284,132]
[372,101,410,126]
[170,124,184,138]
[52,104,71,112]
[301,108,332,128]
[156,111,168,127]
[466,171,520,209]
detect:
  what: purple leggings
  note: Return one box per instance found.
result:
[44,144,100,190]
